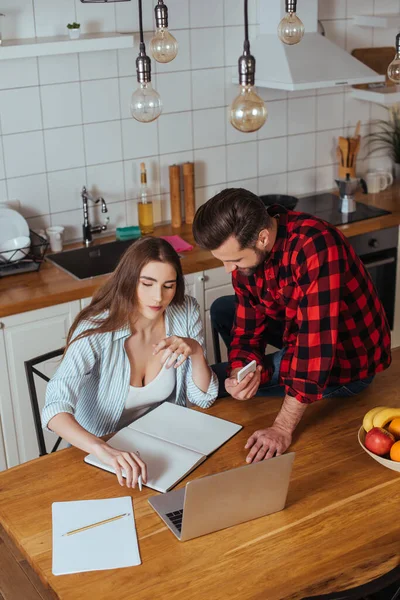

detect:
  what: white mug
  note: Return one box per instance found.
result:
[46,226,64,252]
[366,171,393,194]
[376,169,394,187]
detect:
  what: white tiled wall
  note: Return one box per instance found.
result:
[0,0,397,242]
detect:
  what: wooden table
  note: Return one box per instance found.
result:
[0,375,399,600]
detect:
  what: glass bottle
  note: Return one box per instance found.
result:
[137,162,154,234]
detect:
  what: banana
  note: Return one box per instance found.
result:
[363,406,388,432]
[372,408,400,429]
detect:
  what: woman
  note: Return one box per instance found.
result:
[42,237,218,489]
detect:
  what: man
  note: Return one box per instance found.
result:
[192,188,391,463]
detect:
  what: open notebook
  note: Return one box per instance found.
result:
[84,403,242,493]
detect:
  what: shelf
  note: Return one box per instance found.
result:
[353,14,400,28]
[0,32,134,60]
[351,86,400,105]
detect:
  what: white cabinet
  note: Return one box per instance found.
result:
[203,267,234,364]
[0,331,11,471]
[1,301,81,466]
[184,272,205,316]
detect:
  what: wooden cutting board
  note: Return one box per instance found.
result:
[352,46,395,89]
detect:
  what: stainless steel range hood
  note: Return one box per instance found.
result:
[233,0,385,92]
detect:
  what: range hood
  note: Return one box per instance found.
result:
[233,0,385,91]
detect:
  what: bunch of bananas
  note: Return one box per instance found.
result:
[363,407,400,432]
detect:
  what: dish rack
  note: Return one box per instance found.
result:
[0,230,49,277]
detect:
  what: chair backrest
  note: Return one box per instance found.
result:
[24,348,65,457]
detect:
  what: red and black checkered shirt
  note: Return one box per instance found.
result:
[229,207,392,403]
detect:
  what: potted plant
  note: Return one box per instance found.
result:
[67,22,81,39]
[365,106,400,180]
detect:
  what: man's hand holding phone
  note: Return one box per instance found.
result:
[225,360,263,400]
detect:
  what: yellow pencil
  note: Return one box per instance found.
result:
[63,512,130,537]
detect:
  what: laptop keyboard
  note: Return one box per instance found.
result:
[166,509,183,532]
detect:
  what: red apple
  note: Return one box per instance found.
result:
[365,427,395,456]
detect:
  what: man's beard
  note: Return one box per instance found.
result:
[238,246,270,276]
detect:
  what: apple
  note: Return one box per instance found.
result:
[365,427,395,456]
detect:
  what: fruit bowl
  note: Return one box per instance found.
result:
[358,426,400,473]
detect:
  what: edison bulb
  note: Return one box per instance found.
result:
[150,28,178,63]
[278,12,305,45]
[230,85,267,133]
[130,82,162,123]
[388,53,400,83]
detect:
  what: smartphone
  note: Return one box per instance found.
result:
[237,360,257,383]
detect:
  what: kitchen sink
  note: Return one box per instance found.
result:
[46,239,139,280]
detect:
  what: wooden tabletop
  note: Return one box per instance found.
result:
[0,363,399,600]
[1,185,400,319]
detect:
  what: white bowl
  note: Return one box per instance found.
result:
[358,426,400,473]
[0,235,31,263]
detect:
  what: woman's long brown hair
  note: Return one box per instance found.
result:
[65,237,185,351]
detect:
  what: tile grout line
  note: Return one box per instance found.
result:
[36,56,51,221]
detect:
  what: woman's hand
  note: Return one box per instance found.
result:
[91,441,147,488]
[153,336,202,368]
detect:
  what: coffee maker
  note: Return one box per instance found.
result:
[335,173,367,214]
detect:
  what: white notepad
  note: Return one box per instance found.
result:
[84,403,242,493]
[52,497,141,576]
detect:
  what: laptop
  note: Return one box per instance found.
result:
[148,452,295,542]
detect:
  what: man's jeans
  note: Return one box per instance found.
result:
[210,295,374,399]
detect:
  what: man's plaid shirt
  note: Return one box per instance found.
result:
[229,207,392,403]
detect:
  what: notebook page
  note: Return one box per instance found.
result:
[84,428,205,493]
[52,497,140,575]
[129,403,242,455]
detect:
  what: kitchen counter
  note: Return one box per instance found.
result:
[1,184,399,319]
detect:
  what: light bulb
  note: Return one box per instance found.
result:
[130,82,162,123]
[150,27,178,63]
[230,85,267,133]
[388,34,400,83]
[278,11,305,45]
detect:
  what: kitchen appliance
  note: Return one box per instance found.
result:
[234,0,384,91]
[260,194,298,210]
[350,227,398,331]
[335,174,368,214]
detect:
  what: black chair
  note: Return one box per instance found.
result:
[211,325,222,364]
[24,348,65,457]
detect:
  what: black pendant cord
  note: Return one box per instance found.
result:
[243,0,250,54]
[138,0,145,51]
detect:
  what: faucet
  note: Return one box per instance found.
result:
[81,186,110,247]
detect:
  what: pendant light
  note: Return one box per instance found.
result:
[278,0,305,45]
[150,1,178,64]
[130,0,162,123]
[388,33,400,83]
[229,0,267,133]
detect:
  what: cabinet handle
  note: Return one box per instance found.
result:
[0,323,3,329]
[198,276,205,282]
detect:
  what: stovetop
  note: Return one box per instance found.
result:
[296,193,390,226]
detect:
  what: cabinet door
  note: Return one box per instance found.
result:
[0,330,11,470]
[2,301,81,465]
[184,272,205,316]
[81,297,92,309]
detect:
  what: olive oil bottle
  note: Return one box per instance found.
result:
[137,162,154,234]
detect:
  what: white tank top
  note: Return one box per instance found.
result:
[117,362,176,429]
